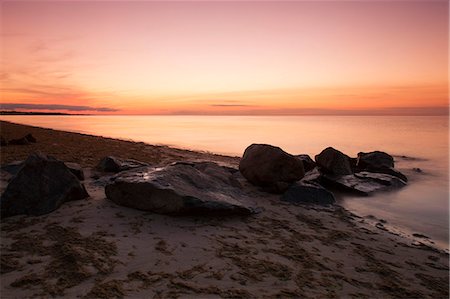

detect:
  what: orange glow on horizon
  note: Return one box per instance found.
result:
[0,1,448,115]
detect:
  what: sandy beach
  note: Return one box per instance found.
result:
[1,120,448,298]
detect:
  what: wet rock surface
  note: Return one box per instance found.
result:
[97,156,149,173]
[320,171,407,196]
[106,161,257,216]
[0,153,89,218]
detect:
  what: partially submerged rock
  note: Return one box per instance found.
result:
[1,153,89,218]
[282,181,335,205]
[315,147,353,175]
[105,161,256,216]
[320,172,407,196]
[239,144,305,193]
[357,151,394,169]
[97,156,149,173]
[356,151,407,182]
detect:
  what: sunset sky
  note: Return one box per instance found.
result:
[0,0,448,115]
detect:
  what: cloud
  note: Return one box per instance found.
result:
[210,104,255,107]
[0,103,118,112]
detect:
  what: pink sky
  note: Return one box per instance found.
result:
[0,0,448,115]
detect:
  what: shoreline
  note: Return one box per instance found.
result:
[1,120,449,298]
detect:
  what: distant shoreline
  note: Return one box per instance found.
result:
[0,111,87,116]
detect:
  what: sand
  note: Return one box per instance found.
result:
[0,120,449,298]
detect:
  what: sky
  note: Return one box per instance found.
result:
[0,0,448,115]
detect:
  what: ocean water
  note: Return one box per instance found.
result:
[1,115,448,248]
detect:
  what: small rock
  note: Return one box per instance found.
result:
[412,168,423,173]
[9,137,30,145]
[25,133,37,143]
[0,136,7,146]
[97,156,149,173]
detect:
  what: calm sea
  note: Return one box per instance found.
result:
[1,115,448,249]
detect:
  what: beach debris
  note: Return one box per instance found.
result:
[281,181,335,205]
[8,133,37,145]
[319,171,407,196]
[0,152,89,218]
[239,144,305,193]
[106,161,256,216]
[315,147,353,175]
[97,156,149,173]
[356,151,408,182]
[0,136,7,146]
[295,154,316,172]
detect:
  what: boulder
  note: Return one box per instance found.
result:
[315,147,353,175]
[320,171,406,196]
[0,136,7,146]
[97,156,148,173]
[296,154,316,172]
[65,162,85,181]
[1,153,89,218]
[281,181,335,205]
[105,161,256,216]
[357,151,394,169]
[239,144,305,193]
[356,151,407,182]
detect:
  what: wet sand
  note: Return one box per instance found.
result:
[1,121,448,298]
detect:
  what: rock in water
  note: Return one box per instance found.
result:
[296,154,316,172]
[97,156,149,173]
[0,153,89,218]
[356,151,407,182]
[105,162,256,216]
[282,181,335,205]
[239,144,305,193]
[357,151,394,169]
[320,172,406,196]
[315,147,353,175]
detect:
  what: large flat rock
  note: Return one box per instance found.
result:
[320,171,407,196]
[105,161,257,216]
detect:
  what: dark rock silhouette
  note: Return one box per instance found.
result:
[357,151,394,169]
[0,136,7,146]
[315,147,353,175]
[282,181,335,205]
[106,161,256,216]
[296,154,316,172]
[320,172,407,196]
[356,151,407,182]
[1,153,89,218]
[8,133,36,145]
[97,156,149,173]
[239,144,305,193]
[65,162,85,181]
